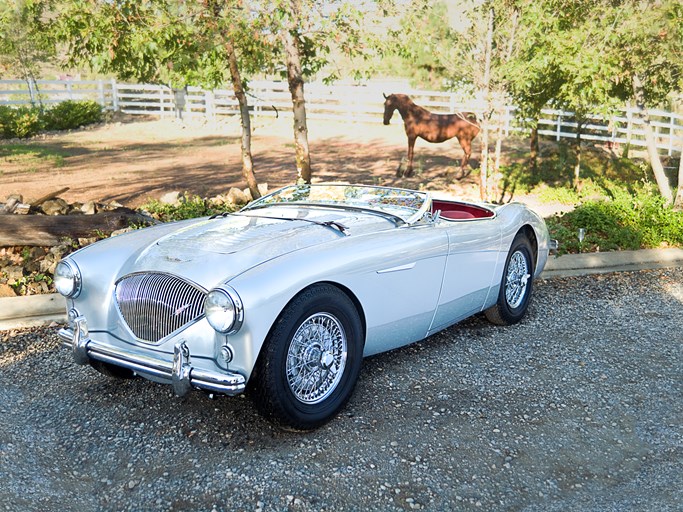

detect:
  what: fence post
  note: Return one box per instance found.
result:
[205,90,214,121]
[67,81,73,101]
[626,107,633,145]
[669,115,675,156]
[98,80,105,107]
[111,79,119,111]
[556,114,562,141]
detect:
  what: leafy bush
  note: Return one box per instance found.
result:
[547,183,683,254]
[0,101,103,139]
[43,100,103,131]
[0,106,43,138]
[140,194,235,222]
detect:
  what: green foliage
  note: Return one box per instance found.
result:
[547,184,683,254]
[0,106,43,138]
[498,140,647,199]
[0,0,55,82]
[140,195,236,222]
[42,100,103,130]
[0,101,103,139]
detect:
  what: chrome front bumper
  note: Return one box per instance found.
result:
[58,317,246,397]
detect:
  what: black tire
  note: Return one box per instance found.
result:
[485,233,535,326]
[89,359,137,379]
[249,284,364,430]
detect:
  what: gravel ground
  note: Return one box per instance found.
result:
[1,268,682,512]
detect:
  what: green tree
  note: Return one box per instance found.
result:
[53,0,268,199]
[0,0,55,104]
[506,0,683,203]
[253,0,368,184]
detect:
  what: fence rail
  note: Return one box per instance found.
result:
[1,78,682,155]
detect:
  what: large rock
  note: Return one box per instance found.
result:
[0,283,16,297]
[81,201,97,215]
[3,265,24,285]
[159,191,185,206]
[3,197,19,214]
[227,187,249,205]
[41,198,70,216]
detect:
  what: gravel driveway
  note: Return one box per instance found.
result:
[1,268,682,512]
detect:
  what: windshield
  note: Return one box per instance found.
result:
[243,184,431,224]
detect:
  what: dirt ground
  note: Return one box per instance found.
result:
[0,114,557,212]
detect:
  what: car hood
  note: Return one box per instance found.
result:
[108,206,395,289]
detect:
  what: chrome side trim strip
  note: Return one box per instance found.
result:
[377,262,416,274]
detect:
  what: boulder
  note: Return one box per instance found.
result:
[0,283,16,297]
[3,197,19,214]
[41,198,70,216]
[81,201,97,215]
[159,191,184,206]
[227,187,249,205]
[3,265,25,285]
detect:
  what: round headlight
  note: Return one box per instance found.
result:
[54,260,81,298]
[204,287,243,334]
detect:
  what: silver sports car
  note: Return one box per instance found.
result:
[56,184,557,429]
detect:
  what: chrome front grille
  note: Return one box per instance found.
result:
[115,273,206,343]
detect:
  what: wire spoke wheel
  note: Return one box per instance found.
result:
[250,284,363,430]
[286,313,348,404]
[485,233,534,326]
[505,250,530,309]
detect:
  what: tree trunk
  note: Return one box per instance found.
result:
[282,14,312,184]
[632,74,673,204]
[529,124,539,176]
[225,38,261,200]
[490,7,519,202]
[479,6,494,201]
[674,146,683,211]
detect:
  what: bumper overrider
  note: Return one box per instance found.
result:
[58,316,246,396]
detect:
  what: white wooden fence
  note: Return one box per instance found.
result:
[1,78,682,156]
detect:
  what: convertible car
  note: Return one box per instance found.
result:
[56,184,556,429]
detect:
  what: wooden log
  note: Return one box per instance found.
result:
[0,209,153,247]
[29,187,71,207]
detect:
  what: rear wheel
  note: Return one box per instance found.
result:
[485,233,534,326]
[250,284,364,430]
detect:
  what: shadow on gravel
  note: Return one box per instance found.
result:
[1,271,682,511]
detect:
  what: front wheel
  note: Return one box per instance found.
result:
[485,233,535,326]
[249,284,364,430]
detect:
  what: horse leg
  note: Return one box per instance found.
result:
[458,138,472,179]
[405,136,416,177]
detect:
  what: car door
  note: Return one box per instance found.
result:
[429,218,502,333]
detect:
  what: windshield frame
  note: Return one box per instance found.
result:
[242,184,432,226]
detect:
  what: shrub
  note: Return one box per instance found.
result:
[140,194,233,222]
[0,106,43,138]
[547,183,683,254]
[43,100,103,131]
[0,101,103,139]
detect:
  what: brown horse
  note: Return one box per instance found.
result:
[383,93,480,177]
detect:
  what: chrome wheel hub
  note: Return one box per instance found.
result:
[286,313,348,404]
[505,251,530,309]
